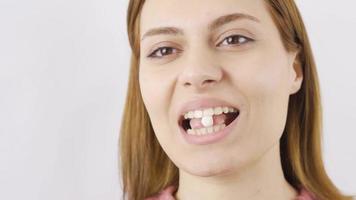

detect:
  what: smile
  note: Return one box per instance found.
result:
[179,106,240,136]
[177,98,241,145]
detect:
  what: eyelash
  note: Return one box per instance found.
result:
[147,35,254,59]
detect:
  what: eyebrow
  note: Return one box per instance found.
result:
[141,13,260,41]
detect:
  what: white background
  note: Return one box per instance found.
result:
[0,0,355,199]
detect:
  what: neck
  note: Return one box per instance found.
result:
[175,143,298,200]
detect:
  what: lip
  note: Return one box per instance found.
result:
[179,112,240,145]
[176,97,241,145]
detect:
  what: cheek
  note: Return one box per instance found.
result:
[226,53,289,96]
[140,65,169,105]
[139,67,185,164]
[139,60,182,109]
[139,71,156,113]
[139,66,177,136]
[223,50,291,140]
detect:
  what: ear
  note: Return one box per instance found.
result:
[289,51,303,95]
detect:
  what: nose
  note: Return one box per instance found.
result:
[179,48,223,91]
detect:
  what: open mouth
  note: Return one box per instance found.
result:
[179,106,240,136]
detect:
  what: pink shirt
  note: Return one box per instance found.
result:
[145,185,317,200]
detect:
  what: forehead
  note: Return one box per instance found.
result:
[140,0,270,33]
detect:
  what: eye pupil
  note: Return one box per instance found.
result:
[227,37,233,43]
[161,47,172,55]
[227,35,246,44]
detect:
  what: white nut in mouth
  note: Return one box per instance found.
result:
[201,116,213,127]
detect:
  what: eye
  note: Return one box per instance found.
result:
[147,47,180,59]
[217,35,253,47]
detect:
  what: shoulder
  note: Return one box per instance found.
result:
[145,185,319,200]
[295,187,317,200]
[145,185,177,200]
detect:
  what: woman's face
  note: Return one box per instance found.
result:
[139,0,302,176]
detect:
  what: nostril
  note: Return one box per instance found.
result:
[205,79,215,84]
[184,82,192,87]
[184,79,216,88]
[182,74,221,88]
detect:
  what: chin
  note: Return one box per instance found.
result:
[181,159,237,177]
[176,151,254,178]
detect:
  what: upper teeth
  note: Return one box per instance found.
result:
[183,106,238,119]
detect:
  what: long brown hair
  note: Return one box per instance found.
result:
[120,0,354,199]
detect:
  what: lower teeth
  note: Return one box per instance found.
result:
[187,123,226,136]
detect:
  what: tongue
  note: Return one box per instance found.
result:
[190,114,226,129]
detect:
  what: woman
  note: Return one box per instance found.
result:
[120,0,354,199]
